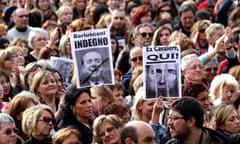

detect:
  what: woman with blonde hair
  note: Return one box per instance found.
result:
[229,65,240,85]
[22,104,55,144]
[0,23,8,39]
[90,85,115,116]
[92,114,123,144]
[8,38,30,64]
[30,69,63,121]
[190,20,211,55]
[209,74,239,106]
[213,104,240,135]
[58,35,72,59]
[56,5,73,26]
[131,87,155,122]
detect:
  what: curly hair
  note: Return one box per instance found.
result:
[131,5,152,27]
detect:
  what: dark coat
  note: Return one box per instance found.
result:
[164,128,234,144]
[24,137,52,144]
[62,118,93,144]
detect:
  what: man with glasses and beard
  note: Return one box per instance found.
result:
[165,97,237,144]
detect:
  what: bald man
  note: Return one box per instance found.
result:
[8,8,36,41]
[121,120,156,144]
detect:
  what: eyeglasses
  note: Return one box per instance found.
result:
[38,116,56,124]
[199,29,206,33]
[99,126,116,138]
[168,116,185,122]
[3,128,19,136]
[159,9,171,13]
[140,32,153,38]
[204,67,217,72]
[131,56,143,62]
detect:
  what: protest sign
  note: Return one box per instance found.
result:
[70,28,115,88]
[50,56,73,88]
[143,45,181,99]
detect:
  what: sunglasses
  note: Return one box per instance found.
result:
[3,128,19,136]
[205,67,217,72]
[99,126,116,138]
[140,32,153,38]
[131,56,143,62]
[199,29,206,33]
[38,116,56,124]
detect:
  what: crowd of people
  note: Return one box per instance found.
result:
[1,0,240,144]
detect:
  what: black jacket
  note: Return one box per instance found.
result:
[164,128,234,144]
[24,137,52,144]
[62,118,93,144]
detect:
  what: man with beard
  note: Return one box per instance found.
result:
[165,97,235,144]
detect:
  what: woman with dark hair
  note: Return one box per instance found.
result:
[92,3,109,25]
[152,26,172,46]
[60,86,93,144]
[110,34,120,67]
[0,70,18,102]
[183,83,211,112]
[29,0,54,27]
[6,91,39,140]
[155,2,173,22]
[104,102,131,123]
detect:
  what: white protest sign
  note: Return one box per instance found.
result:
[143,45,181,99]
[70,28,115,88]
[50,56,73,88]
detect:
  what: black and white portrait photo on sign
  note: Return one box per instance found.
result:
[143,45,181,99]
[50,56,73,88]
[75,48,112,87]
[70,28,115,88]
[145,63,179,98]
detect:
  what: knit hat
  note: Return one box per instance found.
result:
[2,6,17,23]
